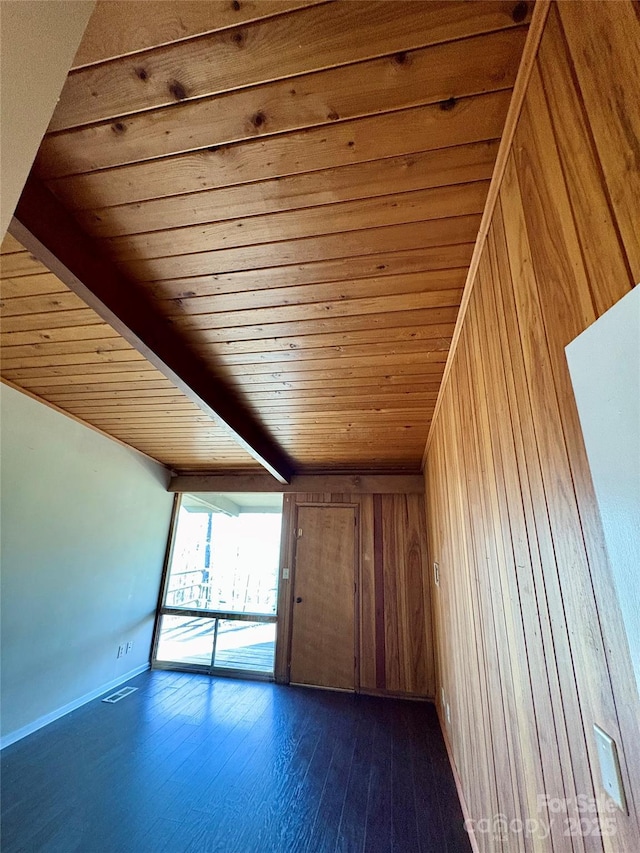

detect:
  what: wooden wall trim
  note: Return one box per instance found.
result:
[10,177,295,484]
[150,493,182,665]
[359,688,432,703]
[372,494,386,689]
[169,472,425,494]
[274,494,296,684]
[421,0,551,466]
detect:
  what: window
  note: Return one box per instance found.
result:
[153,492,282,677]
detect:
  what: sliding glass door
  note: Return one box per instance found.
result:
[153,492,282,678]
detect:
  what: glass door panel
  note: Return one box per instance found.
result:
[155,615,216,666]
[214,621,276,674]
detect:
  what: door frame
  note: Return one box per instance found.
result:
[280,501,360,690]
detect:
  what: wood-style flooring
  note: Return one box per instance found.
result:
[1,671,471,852]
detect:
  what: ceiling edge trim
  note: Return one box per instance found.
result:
[169,472,425,495]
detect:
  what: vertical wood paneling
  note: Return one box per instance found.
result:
[556,0,640,282]
[278,491,434,698]
[501,149,605,852]
[447,357,502,849]
[372,494,387,690]
[405,494,432,694]
[358,493,377,691]
[425,4,640,851]
[461,305,526,853]
[378,493,432,697]
[536,7,631,317]
[382,495,401,692]
[483,227,576,851]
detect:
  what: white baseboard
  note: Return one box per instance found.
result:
[0,662,150,750]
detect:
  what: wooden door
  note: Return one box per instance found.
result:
[289,505,356,690]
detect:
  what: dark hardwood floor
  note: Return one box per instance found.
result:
[1,671,471,852]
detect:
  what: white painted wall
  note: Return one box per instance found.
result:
[0,385,174,743]
[566,285,640,698]
[0,0,95,237]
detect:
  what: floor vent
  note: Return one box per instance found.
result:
[102,686,138,704]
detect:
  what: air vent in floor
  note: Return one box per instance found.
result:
[102,686,138,704]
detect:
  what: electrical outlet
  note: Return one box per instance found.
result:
[126,641,133,654]
[593,724,627,812]
[117,644,125,659]
[282,567,290,580]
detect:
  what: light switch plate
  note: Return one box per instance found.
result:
[282,567,290,580]
[593,724,627,812]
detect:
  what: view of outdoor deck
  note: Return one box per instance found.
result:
[156,616,276,674]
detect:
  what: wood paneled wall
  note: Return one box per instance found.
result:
[276,491,434,698]
[424,3,639,851]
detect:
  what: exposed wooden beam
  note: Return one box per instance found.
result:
[9,176,295,483]
[169,472,425,495]
[182,493,240,517]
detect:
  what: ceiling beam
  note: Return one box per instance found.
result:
[169,472,425,494]
[10,175,295,483]
[182,493,240,516]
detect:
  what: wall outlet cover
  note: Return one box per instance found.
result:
[593,724,627,812]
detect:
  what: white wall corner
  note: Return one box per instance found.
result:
[566,284,640,699]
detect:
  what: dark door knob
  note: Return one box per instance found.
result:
[296,597,303,603]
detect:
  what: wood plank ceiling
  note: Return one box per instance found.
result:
[1,0,532,474]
